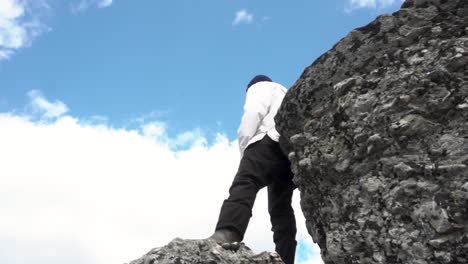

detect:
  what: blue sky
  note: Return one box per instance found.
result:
[0,1,403,264]
[1,0,404,140]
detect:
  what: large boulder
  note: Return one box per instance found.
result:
[126,238,284,264]
[276,0,468,263]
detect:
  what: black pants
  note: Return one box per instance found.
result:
[215,135,297,264]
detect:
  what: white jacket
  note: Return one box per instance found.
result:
[237,81,288,156]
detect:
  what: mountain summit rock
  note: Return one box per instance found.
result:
[276,0,468,263]
[127,238,284,264]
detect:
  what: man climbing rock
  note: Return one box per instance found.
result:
[209,75,297,264]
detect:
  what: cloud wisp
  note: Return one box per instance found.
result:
[0,90,323,264]
[71,0,114,13]
[346,0,404,11]
[98,0,113,8]
[233,9,254,26]
[27,90,69,119]
[0,0,49,60]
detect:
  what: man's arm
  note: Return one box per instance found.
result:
[237,86,270,156]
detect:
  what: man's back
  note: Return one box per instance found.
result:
[237,81,288,156]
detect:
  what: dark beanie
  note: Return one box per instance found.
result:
[246,74,272,90]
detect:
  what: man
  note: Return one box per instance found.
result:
[210,75,297,264]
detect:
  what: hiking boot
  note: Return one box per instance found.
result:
[208,228,241,244]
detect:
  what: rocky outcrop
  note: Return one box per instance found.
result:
[276,0,468,263]
[126,238,284,264]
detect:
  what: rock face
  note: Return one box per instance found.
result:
[276,0,468,263]
[127,238,284,264]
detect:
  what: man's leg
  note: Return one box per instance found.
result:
[214,140,274,240]
[268,169,297,264]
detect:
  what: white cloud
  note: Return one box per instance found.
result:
[347,0,404,10]
[0,49,14,60]
[142,121,167,138]
[27,90,69,118]
[233,9,254,25]
[141,121,206,149]
[71,0,114,12]
[98,0,113,8]
[0,0,49,60]
[0,91,323,264]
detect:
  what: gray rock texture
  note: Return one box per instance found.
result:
[126,238,284,264]
[276,0,468,263]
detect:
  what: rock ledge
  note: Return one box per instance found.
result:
[127,238,284,264]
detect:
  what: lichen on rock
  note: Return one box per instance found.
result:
[276,0,468,263]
